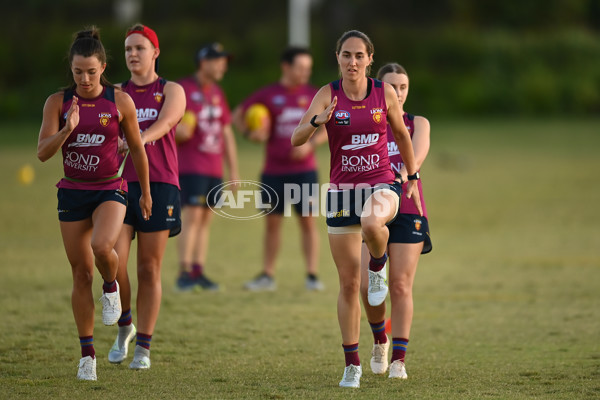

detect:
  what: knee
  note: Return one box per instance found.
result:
[91,240,113,261]
[389,278,412,299]
[339,276,361,298]
[72,265,94,288]
[137,261,161,284]
[360,217,384,241]
[360,217,375,236]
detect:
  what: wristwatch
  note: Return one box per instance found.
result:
[407,171,420,181]
[310,115,320,128]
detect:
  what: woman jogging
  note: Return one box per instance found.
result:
[291,30,422,388]
[109,24,185,370]
[37,26,151,380]
[361,63,432,380]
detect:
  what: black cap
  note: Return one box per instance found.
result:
[195,42,231,64]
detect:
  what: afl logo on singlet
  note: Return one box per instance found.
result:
[99,113,112,127]
[334,110,350,126]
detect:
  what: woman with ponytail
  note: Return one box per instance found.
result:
[37,26,152,381]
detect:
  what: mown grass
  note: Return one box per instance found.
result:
[1,118,599,399]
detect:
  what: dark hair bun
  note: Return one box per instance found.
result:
[75,26,101,41]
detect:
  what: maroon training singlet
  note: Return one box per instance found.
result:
[120,78,179,188]
[57,86,126,191]
[325,78,394,188]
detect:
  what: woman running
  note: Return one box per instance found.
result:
[109,24,185,370]
[291,30,422,388]
[37,26,151,380]
[361,62,432,380]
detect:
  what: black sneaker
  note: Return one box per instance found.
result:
[195,274,219,291]
[176,271,196,292]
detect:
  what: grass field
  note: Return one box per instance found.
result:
[1,118,599,399]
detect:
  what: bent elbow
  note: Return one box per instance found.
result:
[290,133,303,147]
[37,149,49,162]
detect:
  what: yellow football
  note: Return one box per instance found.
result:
[181,110,197,128]
[244,103,270,131]
[17,164,35,185]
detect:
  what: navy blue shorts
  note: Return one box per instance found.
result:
[179,174,222,207]
[57,188,127,222]
[388,213,432,254]
[124,182,181,237]
[260,171,319,215]
[326,181,403,228]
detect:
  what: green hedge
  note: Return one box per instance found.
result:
[379,28,600,116]
[2,24,599,121]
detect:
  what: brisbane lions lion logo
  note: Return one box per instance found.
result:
[371,108,383,124]
[99,112,112,127]
[414,218,422,231]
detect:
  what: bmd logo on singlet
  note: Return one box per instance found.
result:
[387,140,400,157]
[68,134,106,148]
[137,108,159,123]
[341,133,380,150]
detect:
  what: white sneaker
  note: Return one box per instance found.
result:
[76,356,97,381]
[370,336,390,374]
[305,276,325,291]
[129,345,151,370]
[244,274,276,291]
[108,324,136,364]
[339,364,362,388]
[388,360,408,379]
[99,282,121,326]
[367,266,388,306]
